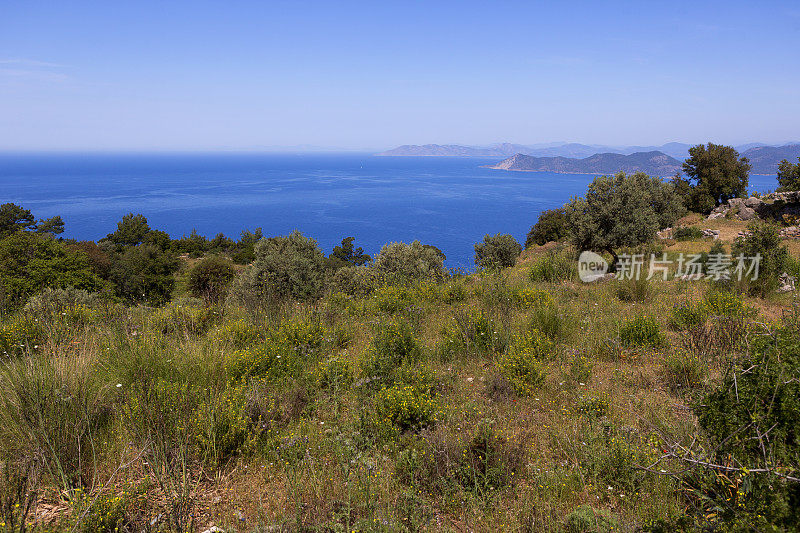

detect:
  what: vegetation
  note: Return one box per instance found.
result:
[680,143,751,213]
[474,233,522,269]
[1,187,799,532]
[777,157,800,191]
[565,172,684,268]
[526,207,569,247]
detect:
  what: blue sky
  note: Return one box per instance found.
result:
[1,0,798,151]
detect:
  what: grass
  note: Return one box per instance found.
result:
[0,226,798,532]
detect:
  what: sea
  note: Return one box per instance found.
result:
[0,152,780,270]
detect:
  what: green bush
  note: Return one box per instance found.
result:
[233,231,326,302]
[375,383,437,432]
[672,226,703,241]
[186,255,236,303]
[474,233,522,269]
[108,243,179,306]
[526,208,569,247]
[564,505,619,533]
[0,232,104,311]
[732,220,789,296]
[497,330,552,395]
[328,265,381,297]
[528,247,577,283]
[690,319,800,529]
[614,277,652,302]
[619,315,663,347]
[372,240,445,281]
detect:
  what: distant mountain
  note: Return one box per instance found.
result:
[375,144,510,157]
[742,144,800,175]
[487,151,682,177]
[376,142,693,159]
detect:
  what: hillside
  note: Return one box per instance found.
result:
[742,143,800,174]
[376,142,695,159]
[486,150,682,176]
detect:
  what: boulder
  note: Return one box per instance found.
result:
[744,197,763,209]
[737,206,757,221]
[777,272,796,293]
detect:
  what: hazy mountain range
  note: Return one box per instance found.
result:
[377,142,800,175]
[485,151,683,177]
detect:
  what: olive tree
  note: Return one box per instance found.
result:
[682,143,751,212]
[565,172,684,268]
[474,233,522,269]
[235,231,326,301]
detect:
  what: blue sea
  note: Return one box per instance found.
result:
[0,153,780,270]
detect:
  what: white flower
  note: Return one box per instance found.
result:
[116,383,122,388]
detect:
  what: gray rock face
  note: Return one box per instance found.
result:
[738,206,757,221]
[744,197,763,208]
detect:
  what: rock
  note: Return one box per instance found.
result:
[744,197,763,208]
[707,212,725,220]
[777,272,796,293]
[780,226,800,239]
[701,229,720,239]
[737,206,757,221]
[201,527,225,533]
[728,198,744,207]
[656,227,673,239]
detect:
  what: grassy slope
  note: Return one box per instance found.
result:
[1,219,797,532]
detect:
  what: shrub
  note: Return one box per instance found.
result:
[234,231,326,302]
[0,232,104,311]
[578,394,609,418]
[208,318,263,350]
[0,315,44,356]
[732,220,789,296]
[186,255,236,303]
[497,330,552,395]
[528,247,577,283]
[372,240,445,281]
[372,285,414,314]
[618,315,663,347]
[108,243,179,306]
[375,384,437,432]
[474,233,522,269]
[513,287,553,309]
[328,265,381,297]
[672,226,703,241]
[564,505,619,533]
[195,386,253,465]
[526,208,569,247]
[313,356,353,390]
[363,321,424,383]
[396,421,524,499]
[690,319,800,529]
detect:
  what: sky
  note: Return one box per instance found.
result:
[1,0,799,151]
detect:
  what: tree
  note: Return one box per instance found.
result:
[565,172,684,268]
[0,232,103,310]
[186,255,236,304]
[372,240,445,280]
[0,203,65,238]
[108,243,179,306]
[474,233,522,269]
[777,157,800,191]
[682,143,751,212]
[236,231,326,301]
[231,227,263,264]
[526,208,569,247]
[327,237,371,270]
[106,213,152,247]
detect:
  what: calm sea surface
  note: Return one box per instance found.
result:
[0,153,779,269]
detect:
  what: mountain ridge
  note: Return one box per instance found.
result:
[485,150,683,177]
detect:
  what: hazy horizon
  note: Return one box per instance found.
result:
[2,1,799,151]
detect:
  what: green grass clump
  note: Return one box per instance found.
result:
[619,314,663,347]
[528,248,576,283]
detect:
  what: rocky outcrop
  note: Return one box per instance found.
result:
[707,192,800,225]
